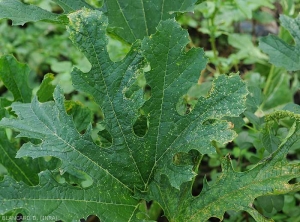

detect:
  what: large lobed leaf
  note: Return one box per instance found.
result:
[0,8,248,222]
[259,15,300,71]
[69,9,247,189]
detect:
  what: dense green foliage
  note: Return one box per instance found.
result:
[0,0,299,221]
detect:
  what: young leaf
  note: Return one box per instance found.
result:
[228,33,268,64]
[0,55,32,103]
[143,115,300,221]
[36,73,56,102]
[259,15,300,71]
[261,68,294,111]
[262,110,300,153]
[0,0,63,25]
[104,0,198,43]
[64,100,92,134]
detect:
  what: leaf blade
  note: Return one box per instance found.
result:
[144,115,300,221]
[0,171,140,221]
[0,0,61,25]
[0,86,140,221]
[259,15,300,71]
[68,9,147,188]
[104,0,198,43]
[0,55,32,103]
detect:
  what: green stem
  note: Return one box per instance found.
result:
[208,8,221,74]
[212,141,222,156]
[244,124,258,132]
[263,65,275,95]
[259,65,275,110]
[210,31,218,67]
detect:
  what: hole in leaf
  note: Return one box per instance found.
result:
[172,150,202,196]
[208,217,221,221]
[172,150,199,166]
[255,195,284,214]
[191,173,203,197]
[288,178,298,184]
[16,213,23,222]
[54,167,93,188]
[157,213,169,222]
[80,215,100,222]
[146,200,153,209]
[20,137,42,146]
[176,82,212,116]
[176,95,191,116]
[107,35,131,62]
[293,89,300,105]
[136,200,165,220]
[193,154,222,196]
[223,212,231,219]
[133,114,148,137]
[124,71,147,100]
[202,119,217,125]
[85,0,103,8]
[188,82,212,99]
[65,100,92,134]
[144,84,152,100]
[86,215,100,222]
[47,2,64,14]
[287,153,299,161]
[97,128,113,148]
[176,94,198,116]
